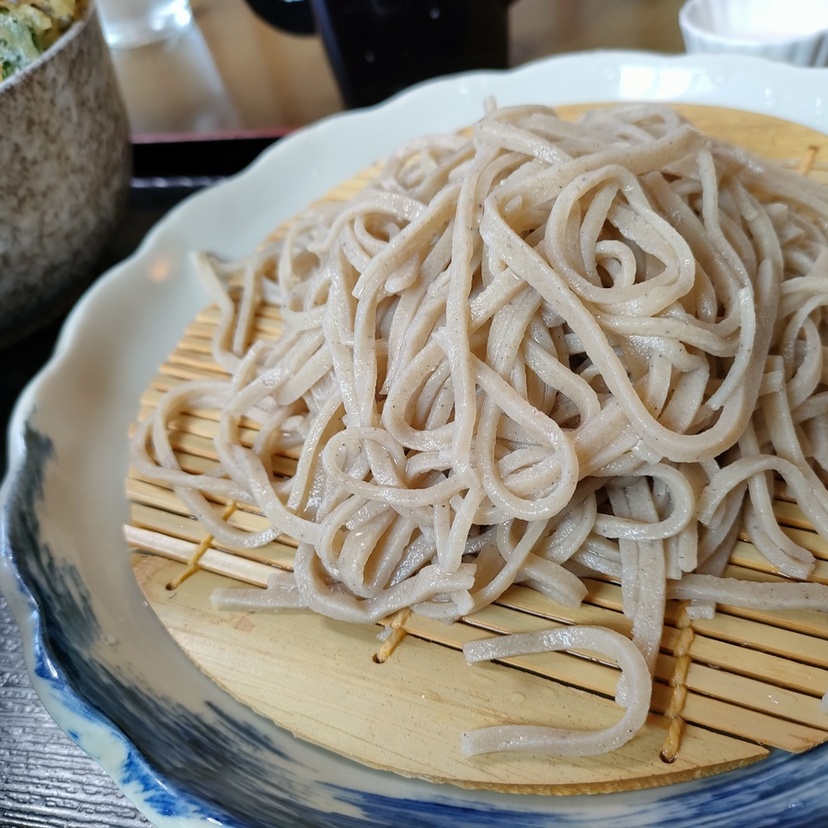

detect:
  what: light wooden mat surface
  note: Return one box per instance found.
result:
[128,104,828,794]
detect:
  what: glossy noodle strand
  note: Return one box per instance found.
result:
[130,103,828,757]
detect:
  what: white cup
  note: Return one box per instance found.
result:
[97,0,193,48]
[679,0,828,66]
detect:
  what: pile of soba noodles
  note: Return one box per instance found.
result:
[131,102,828,758]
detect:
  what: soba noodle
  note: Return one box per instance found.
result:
[130,102,828,757]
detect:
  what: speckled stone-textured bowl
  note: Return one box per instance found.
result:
[0,2,131,347]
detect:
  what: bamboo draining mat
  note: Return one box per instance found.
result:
[127,105,828,794]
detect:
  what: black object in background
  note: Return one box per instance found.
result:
[246,0,514,108]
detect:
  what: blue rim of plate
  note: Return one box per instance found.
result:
[2,50,828,828]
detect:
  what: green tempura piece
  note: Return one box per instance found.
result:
[0,0,83,81]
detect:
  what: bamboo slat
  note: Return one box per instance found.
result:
[127,104,828,794]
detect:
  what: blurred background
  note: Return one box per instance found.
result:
[113,0,687,138]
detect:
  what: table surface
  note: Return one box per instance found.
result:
[0,2,685,826]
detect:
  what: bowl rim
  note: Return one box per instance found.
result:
[679,0,828,46]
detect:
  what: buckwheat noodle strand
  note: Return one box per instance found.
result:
[130,103,828,758]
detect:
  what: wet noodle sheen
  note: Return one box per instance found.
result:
[131,103,828,757]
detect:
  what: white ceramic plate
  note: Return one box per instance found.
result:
[3,51,828,828]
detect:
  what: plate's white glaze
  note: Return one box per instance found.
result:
[3,51,828,828]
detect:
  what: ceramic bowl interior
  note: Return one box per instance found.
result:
[0,2,131,346]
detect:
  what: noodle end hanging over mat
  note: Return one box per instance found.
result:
[125,101,828,794]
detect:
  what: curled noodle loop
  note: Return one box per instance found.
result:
[132,103,828,756]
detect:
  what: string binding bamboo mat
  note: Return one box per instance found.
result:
[127,104,828,795]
